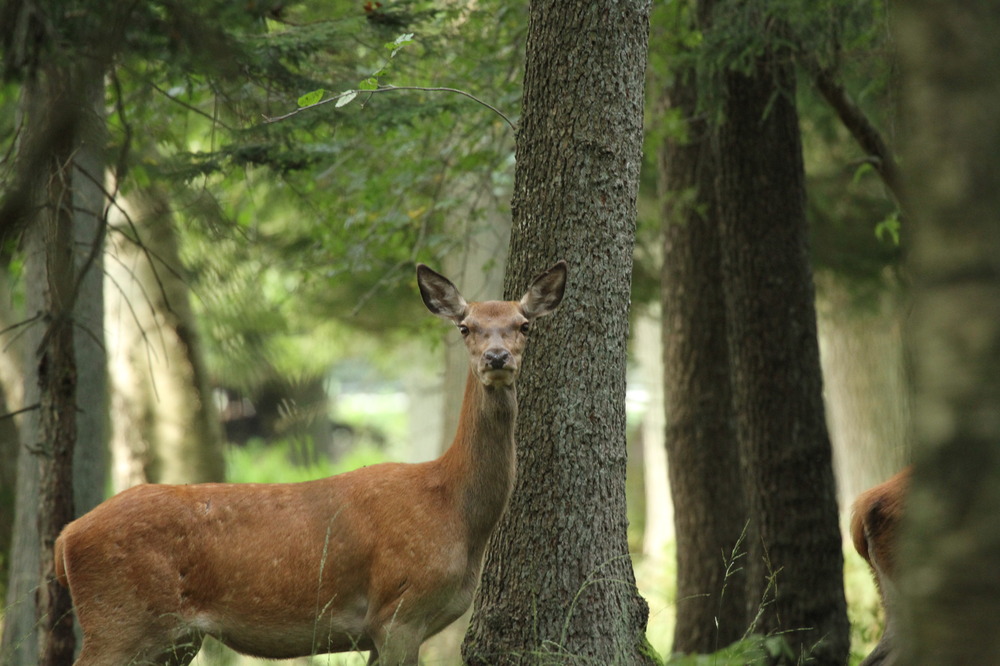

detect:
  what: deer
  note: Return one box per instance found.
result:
[850,466,910,666]
[54,260,568,666]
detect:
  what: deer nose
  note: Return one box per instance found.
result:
[484,349,512,370]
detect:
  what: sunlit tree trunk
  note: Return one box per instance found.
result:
[106,186,224,489]
[0,267,24,606]
[895,2,1000,662]
[2,235,45,666]
[462,1,654,663]
[715,40,849,665]
[817,281,909,504]
[634,309,671,561]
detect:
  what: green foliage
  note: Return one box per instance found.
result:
[874,211,900,247]
[667,635,780,665]
[843,546,884,665]
[84,0,527,389]
[3,0,524,390]
[294,31,415,111]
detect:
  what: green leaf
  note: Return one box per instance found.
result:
[297,89,325,107]
[386,33,415,50]
[335,91,359,108]
[875,212,901,246]
[852,161,875,185]
[359,77,379,91]
[386,33,415,57]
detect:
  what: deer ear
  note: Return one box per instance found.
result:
[417,264,468,322]
[520,260,567,320]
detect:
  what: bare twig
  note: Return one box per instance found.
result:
[0,403,39,421]
[149,80,238,132]
[0,311,44,353]
[809,64,903,206]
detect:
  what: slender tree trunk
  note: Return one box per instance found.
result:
[635,309,671,561]
[817,282,909,504]
[71,74,109,516]
[0,267,23,603]
[1,239,44,666]
[2,72,108,662]
[106,185,224,489]
[895,2,1000,662]
[714,45,849,664]
[29,64,80,666]
[462,1,654,663]
[658,60,748,654]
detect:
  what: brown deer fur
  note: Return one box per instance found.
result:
[850,466,910,666]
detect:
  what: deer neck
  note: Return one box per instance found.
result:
[440,369,517,550]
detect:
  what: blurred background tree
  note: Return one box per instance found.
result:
[895,0,1000,662]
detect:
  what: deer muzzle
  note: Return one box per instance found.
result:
[480,349,516,385]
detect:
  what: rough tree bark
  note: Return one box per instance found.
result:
[895,1,1000,662]
[461,0,654,664]
[714,40,849,665]
[658,50,748,654]
[28,63,82,666]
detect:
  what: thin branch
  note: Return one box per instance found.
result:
[348,259,410,318]
[70,162,110,305]
[103,262,166,401]
[71,162,189,334]
[72,318,107,354]
[149,81,238,132]
[1,311,43,354]
[109,206,176,314]
[0,403,39,421]
[809,64,903,206]
[108,67,133,183]
[263,85,516,132]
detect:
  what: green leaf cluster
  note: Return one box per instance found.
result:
[1,0,526,391]
[136,0,526,388]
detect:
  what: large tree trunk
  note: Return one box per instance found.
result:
[106,186,224,489]
[895,2,1000,662]
[714,43,849,664]
[658,53,748,654]
[462,0,654,663]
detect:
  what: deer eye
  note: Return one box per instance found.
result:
[458,324,470,337]
[520,322,531,334]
